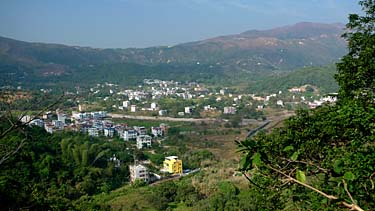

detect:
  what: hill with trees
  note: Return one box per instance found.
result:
[0,22,346,89]
[248,65,339,94]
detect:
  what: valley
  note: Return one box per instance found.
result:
[2,8,374,209]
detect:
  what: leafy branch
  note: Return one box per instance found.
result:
[267,165,364,211]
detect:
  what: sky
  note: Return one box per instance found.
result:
[0,0,362,49]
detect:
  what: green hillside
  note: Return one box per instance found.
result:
[249,65,339,94]
[0,22,346,90]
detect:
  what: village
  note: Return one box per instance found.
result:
[82,79,337,120]
[19,78,337,186]
[21,104,204,185]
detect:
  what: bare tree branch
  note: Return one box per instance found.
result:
[370,171,375,190]
[0,93,65,166]
[241,171,267,190]
[278,157,328,173]
[0,138,26,165]
[343,179,356,205]
[267,165,365,211]
[268,165,337,200]
[0,94,65,140]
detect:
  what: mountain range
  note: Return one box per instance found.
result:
[0,22,347,89]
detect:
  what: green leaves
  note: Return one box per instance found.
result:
[290,151,299,161]
[239,152,262,171]
[239,154,251,171]
[283,145,294,152]
[252,153,262,166]
[333,160,344,174]
[236,139,256,152]
[336,0,375,103]
[296,170,306,183]
[343,172,355,181]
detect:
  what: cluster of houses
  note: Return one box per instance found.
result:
[250,90,338,110]
[22,106,185,185]
[24,109,168,150]
[83,80,338,123]
[90,80,215,115]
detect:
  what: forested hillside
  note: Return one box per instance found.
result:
[0,22,346,90]
[249,65,339,94]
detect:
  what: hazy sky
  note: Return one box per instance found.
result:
[0,0,362,48]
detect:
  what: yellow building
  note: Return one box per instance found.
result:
[163,156,183,174]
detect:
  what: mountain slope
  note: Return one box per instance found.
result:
[249,65,339,94]
[0,22,347,88]
[116,22,345,69]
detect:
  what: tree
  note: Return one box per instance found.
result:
[238,1,375,210]
[0,92,64,165]
[335,0,375,103]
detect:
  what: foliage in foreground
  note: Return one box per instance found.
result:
[238,1,375,210]
[0,124,131,210]
[238,104,375,210]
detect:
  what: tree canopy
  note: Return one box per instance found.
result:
[238,1,375,210]
[336,0,375,103]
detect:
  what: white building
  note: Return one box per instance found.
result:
[129,164,149,183]
[123,130,137,141]
[43,112,53,120]
[88,128,99,137]
[185,107,193,114]
[321,95,337,103]
[151,102,157,110]
[289,87,302,93]
[159,110,167,116]
[104,128,115,137]
[30,119,44,127]
[151,127,163,137]
[109,154,121,168]
[257,105,265,110]
[134,126,147,135]
[92,111,107,119]
[72,111,84,120]
[123,101,130,108]
[52,120,64,130]
[20,115,32,123]
[57,112,66,123]
[136,135,152,149]
[131,105,137,113]
[223,106,236,114]
[44,124,54,134]
[276,100,284,107]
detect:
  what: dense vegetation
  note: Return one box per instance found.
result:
[238,1,375,210]
[0,123,132,210]
[88,173,271,211]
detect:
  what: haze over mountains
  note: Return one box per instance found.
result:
[0,22,346,89]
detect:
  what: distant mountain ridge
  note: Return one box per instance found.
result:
[0,22,347,88]
[144,22,346,70]
[240,22,345,39]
